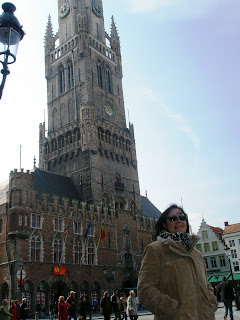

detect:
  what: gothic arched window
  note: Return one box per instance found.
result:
[97,60,103,89]
[106,65,113,94]
[98,127,104,142]
[59,64,65,94]
[53,235,63,263]
[87,239,95,265]
[30,231,42,262]
[74,237,83,265]
[67,60,74,90]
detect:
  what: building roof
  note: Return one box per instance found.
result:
[33,168,82,204]
[1,170,162,219]
[223,223,240,234]
[141,196,161,219]
[210,226,224,239]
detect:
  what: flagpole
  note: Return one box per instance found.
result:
[96,219,106,251]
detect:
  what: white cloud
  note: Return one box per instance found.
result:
[140,87,200,152]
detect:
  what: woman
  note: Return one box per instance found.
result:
[10,301,18,320]
[58,296,69,320]
[126,291,138,320]
[120,292,127,320]
[0,299,13,320]
[137,204,217,320]
[100,292,112,320]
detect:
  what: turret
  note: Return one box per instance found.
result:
[44,15,55,77]
[110,16,120,55]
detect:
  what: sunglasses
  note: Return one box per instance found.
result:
[167,215,188,222]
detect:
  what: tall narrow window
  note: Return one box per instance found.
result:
[53,236,63,263]
[87,240,95,265]
[59,65,65,94]
[30,233,42,262]
[74,238,83,264]
[97,61,103,89]
[106,65,113,94]
[67,61,74,90]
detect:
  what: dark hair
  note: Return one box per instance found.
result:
[103,291,109,297]
[155,204,189,238]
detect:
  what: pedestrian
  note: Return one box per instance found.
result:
[66,292,77,320]
[100,292,112,320]
[111,289,121,320]
[20,299,28,320]
[10,301,18,320]
[58,296,69,320]
[92,299,97,313]
[36,301,42,320]
[85,297,92,320]
[49,296,56,320]
[0,299,13,320]
[217,276,235,320]
[15,301,21,320]
[126,291,138,320]
[120,292,127,320]
[137,204,218,320]
[79,296,87,320]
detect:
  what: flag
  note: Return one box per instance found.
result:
[99,225,106,239]
[84,220,91,238]
[64,212,73,236]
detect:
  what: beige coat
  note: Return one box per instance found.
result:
[137,235,217,320]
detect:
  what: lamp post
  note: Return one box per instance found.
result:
[103,266,116,292]
[0,2,24,99]
[224,245,240,310]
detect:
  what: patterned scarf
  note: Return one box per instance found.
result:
[159,230,191,251]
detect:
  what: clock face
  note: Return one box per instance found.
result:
[59,2,70,18]
[104,105,115,117]
[92,0,103,18]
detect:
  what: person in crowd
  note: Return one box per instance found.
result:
[10,301,17,320]
[66,292,77,320]
[36,301,42,320]
[79,296,87,320]
[49,296,56,320]
[92,299,98,313]
[15,301,21,320]
[126,291,138,320]
[20,299,28,320]
[85,297,92,320]
[0,299,13,320]
[217,276,235,320]
[100,292,112,320]
[111,289,121,320]
[137,204,218,320]
[120,292,127,320]
[58,296,69,320]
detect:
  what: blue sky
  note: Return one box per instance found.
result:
[0,0,239,232]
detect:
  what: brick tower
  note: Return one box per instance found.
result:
[40,0,141,212]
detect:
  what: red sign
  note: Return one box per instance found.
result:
[53,266,67,276]
[18,279,24,285]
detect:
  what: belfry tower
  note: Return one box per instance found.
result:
[40,0,141,212]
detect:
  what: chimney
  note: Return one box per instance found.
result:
[224,221,229,227]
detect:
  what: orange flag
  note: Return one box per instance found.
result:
[100,225,106,239]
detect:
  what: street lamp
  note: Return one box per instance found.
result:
[0,2,24,99]
[224,245,240,310]
[103,266,116,292]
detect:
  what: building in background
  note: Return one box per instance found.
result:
[223,222,240,275]
[196,219,230,284]
[0,0,161,312]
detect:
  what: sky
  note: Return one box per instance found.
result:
[0,0,239,233]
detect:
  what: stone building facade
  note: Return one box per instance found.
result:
[0,0,161,313]
[196,219,230,283]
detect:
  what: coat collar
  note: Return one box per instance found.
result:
[157,234,199,255]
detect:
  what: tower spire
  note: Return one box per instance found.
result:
[45,15,54,42]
